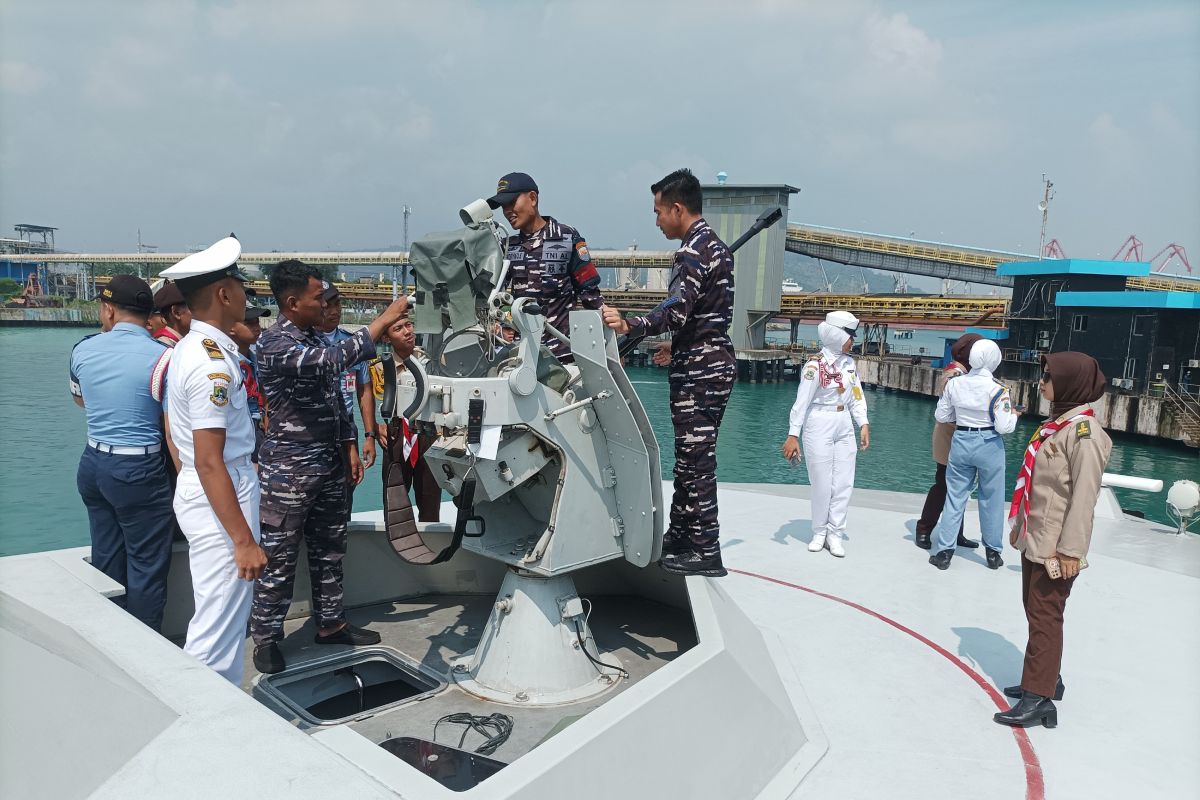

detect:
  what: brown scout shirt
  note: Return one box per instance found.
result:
[1014,404,1112,564]
[931,362,966,465]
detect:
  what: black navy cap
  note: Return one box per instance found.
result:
[486,172,538,209]
[101,274,155,313]
[321,280,340,301]
[153,280,186,312]
[244,300,271,321]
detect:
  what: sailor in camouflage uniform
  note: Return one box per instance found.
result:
[603,168,735,577]
[487,172,604,363]
[250,259,410,674]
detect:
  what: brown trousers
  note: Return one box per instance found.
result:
[1020,554,1077,698]
[383,425,441,522]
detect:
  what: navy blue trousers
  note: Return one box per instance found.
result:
[77,447,175,631]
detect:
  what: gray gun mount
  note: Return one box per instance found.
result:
[396,297,664,574]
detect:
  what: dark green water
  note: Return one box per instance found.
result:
[1,327,1194,557]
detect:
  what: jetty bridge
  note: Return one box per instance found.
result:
[13,223,1195,295]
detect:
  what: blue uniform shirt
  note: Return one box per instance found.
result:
[320,327,370,427]
[70,322,169,447]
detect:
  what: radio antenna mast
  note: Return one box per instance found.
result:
[1037,174,1055,259]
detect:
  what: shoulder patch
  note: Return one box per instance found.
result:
[209,379,230,407]
[202,338,224,360]
[803,368,817,380]
[1076,420,1092,439]
[207,372,232,381]
[575,240,591,261]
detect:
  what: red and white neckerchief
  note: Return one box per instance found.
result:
[816,355,846,392]
[399,417,419,467]
[1007,408,1095,538]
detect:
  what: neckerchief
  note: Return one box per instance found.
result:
[1008,408,1095,537]
[817,354,846,393]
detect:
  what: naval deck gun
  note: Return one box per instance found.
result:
[379,201,664,705]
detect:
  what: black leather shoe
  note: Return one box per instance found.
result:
[253,642,286,674]
[914,530,932,550]
[994,692,1057,728]
[957,533,980,549]
[929,549,953,570]
[1004,676,1064,701]
[660,549,727,577]
[986,548,1004,569]
[314,623,382,646]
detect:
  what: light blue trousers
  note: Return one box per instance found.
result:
[934,429,1006,554]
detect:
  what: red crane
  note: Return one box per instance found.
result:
[1042,238,1067,259]
[1112,234,1144,262]
[1149,243,1192,274]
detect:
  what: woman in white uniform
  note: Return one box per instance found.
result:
[929,338,1020,570]
[781,311,870,557]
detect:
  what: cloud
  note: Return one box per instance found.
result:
[863,12,943,78]
[0,60,50,95]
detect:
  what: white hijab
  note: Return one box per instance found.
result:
[817,321,849,361]
[968,339,1001,376]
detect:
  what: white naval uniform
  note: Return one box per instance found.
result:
[788,347,869,548]
[167,320,259,684]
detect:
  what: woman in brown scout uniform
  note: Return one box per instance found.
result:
[995,352,1111,729]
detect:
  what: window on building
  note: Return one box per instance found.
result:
[1133,316,1150,336]
[1072,314,1088,332]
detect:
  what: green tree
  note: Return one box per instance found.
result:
[0,277,21,298]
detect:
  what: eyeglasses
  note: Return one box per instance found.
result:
[842,327,857,339]
[1039,373,1051,383]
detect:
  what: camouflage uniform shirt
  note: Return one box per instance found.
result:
[256,317,375,473]
[626,218,735,379]
[505,215,603,361]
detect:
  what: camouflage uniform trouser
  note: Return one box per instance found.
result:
[666,358,735,553]
[251,457,349,646]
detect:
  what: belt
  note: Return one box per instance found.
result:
[810,404,846,412]
[88,439,162,455]
[956,426,994,432]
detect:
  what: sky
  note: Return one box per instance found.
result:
[1,0,1197,268]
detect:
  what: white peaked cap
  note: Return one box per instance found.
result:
[825,309,860,331]
[159,236,246,292]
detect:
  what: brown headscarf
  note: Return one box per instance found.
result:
[950,333,983,368]
[1042,352,1107,419]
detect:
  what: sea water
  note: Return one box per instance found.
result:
[0,326,1194,557]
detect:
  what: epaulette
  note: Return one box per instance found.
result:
[1076,419,1092,439]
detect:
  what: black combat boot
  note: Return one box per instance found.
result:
[994,691,1057,728]
[253,642,286,674]
[928,549,954,570]
[986,548,1004,570]
[661,545,727,578]
[914,529,932,549]
[1005,676,1064,701]
[315,622,382,646]
[956,532,980,548]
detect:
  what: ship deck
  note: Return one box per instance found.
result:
[2,482,1198,798]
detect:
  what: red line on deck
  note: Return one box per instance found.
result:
[730,568,1046,800]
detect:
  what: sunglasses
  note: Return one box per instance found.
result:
[1040,373,1051,383]
[842,327,857,339]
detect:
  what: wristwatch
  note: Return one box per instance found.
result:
[364,431,377,440]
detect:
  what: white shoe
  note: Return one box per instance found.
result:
[808,533,827,553]
[827,534,846,558]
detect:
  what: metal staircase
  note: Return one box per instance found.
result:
[1162,384,1200,446]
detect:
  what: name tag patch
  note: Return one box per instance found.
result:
[506,246,524,262]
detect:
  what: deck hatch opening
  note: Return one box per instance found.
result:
[255,648,443,725]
